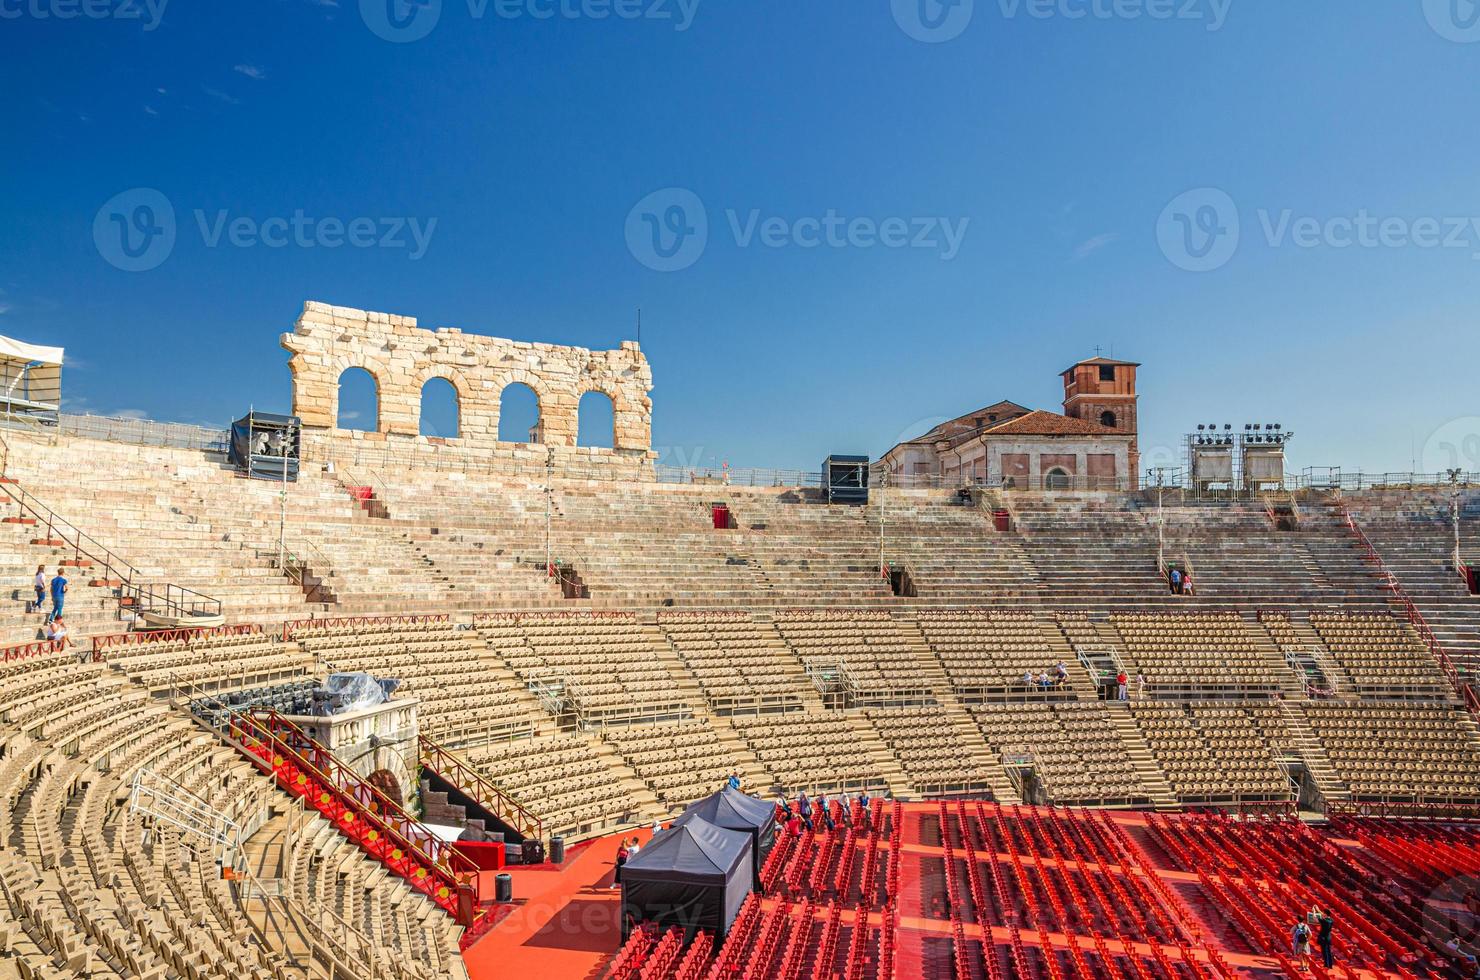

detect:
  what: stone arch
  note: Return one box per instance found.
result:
[419,377,460,438]
[499,380,544,444]
[1045,467,1071,491]
[366,769,403,809]
[1099,410,1117,428]
[336,365,382,432]
[578,376,644,452]
[577,390,616,448]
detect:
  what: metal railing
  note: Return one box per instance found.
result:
[227,709,485,924]
[1339,505,1480,717]
[418,734,543,842]
[0,474,223,623]
[58,412,229,452]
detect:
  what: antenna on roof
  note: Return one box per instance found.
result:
[637,307,642,347]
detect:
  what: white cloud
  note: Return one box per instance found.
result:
[144,105,159,116]
[1071,233,1119,261]
[0,302,11,315]
[234,64,266,80]
[340,411,361,421]
[203,87,241,105]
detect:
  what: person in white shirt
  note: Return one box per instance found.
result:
[32,566,45,615]
[46,618,67,643]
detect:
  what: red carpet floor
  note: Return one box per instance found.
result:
[461,806,1430,979]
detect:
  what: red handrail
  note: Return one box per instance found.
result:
[228,709,485,924]
[92,622,261,656]
[285,613,450,639]
[0,639,67,663]
[1341,505,1480,717]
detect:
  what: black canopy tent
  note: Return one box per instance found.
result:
[672,788,776,892]
[619,816,752,943]
[229,411,300,481]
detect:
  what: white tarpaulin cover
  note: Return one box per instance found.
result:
[0,335,63,366]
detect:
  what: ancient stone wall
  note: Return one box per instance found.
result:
[281,301,654,467]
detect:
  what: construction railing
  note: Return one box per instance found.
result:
[1340,505,1480,717]
[0,474,223,623]
[59,412,230,453]
[419,734,543,842]
[227,709,486,925]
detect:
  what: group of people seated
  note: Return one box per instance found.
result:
[1020,662,1071,690]
[773,789,880,836]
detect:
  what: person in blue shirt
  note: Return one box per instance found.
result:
[726,772,741,791]
[47,567,67,624]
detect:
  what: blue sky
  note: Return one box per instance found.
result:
[2,0,1479,474]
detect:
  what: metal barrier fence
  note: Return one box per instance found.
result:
[59,413,230,452]
[25,411,1480,494]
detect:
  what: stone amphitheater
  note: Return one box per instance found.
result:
[1,303,1478,979]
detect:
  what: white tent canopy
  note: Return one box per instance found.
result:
[0,333,64,422]
[0,335,64,367]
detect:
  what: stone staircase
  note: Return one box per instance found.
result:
[1103,702,1179,810]
[1277,701,1350,805]
[938,700,1022,804]
[842,714,915,800]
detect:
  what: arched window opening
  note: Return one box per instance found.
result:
[337,367,379,432]
[577,391,615,449]
[1045,467,1071,491]
[499,382,542,444]
[420,377,460,438]
[1100,410,1117,428]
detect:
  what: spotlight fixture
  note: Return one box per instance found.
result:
[1197,424,1206,431]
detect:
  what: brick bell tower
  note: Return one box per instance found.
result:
[1061,356,1141,490]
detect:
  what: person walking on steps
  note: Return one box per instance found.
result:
[1116,670,1128,701]
[1292,919,1310,958]
[46,567,67,624]
[31,565,45,615]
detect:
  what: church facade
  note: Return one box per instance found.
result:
[881,357,1141,491]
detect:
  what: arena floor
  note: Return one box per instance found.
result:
[461,803,1443,979]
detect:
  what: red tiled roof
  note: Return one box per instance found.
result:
[982,410,1130,438]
